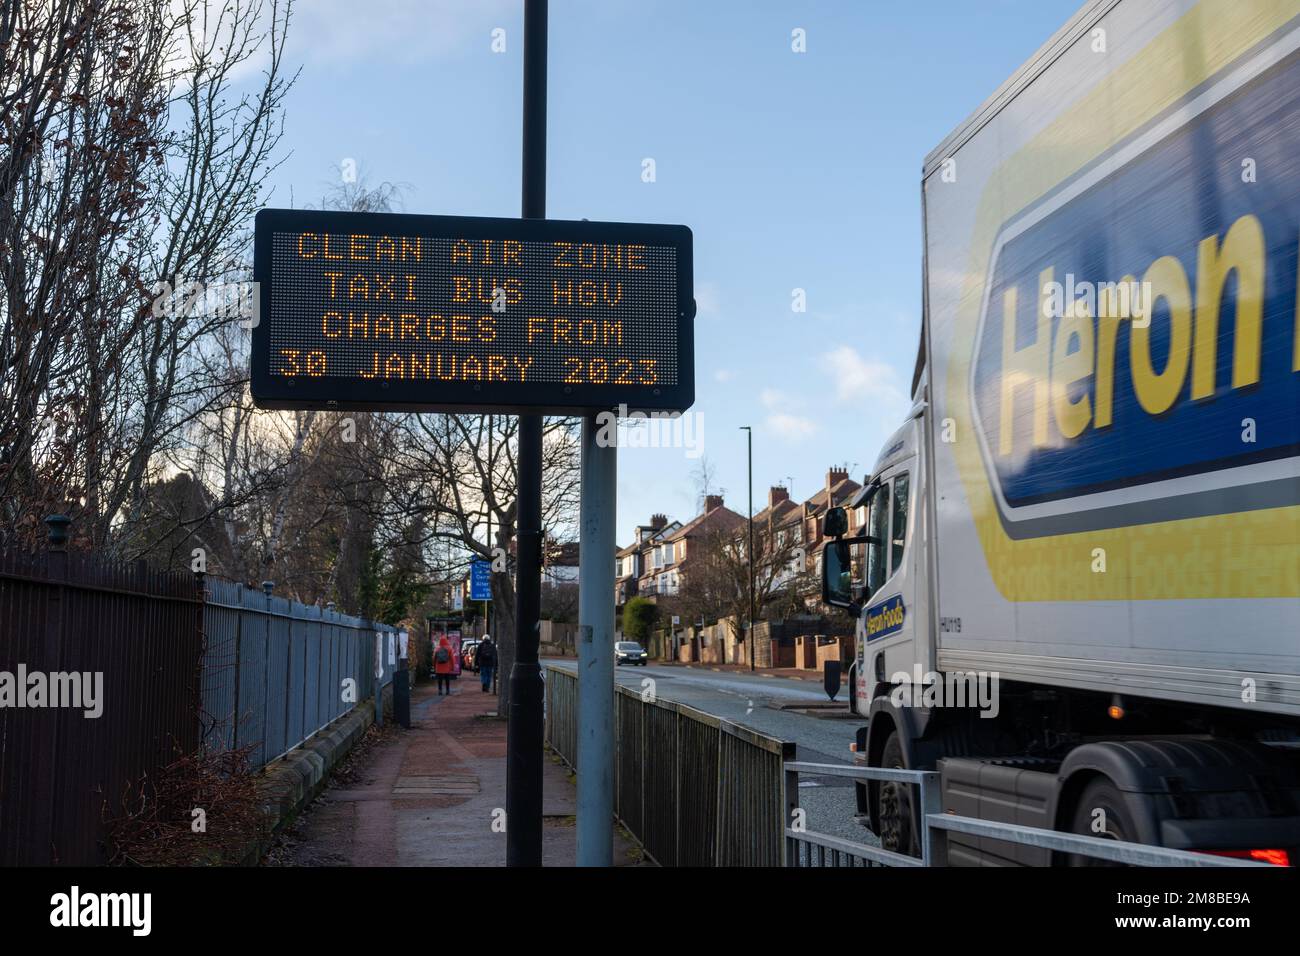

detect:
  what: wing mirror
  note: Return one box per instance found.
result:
[823,506,848,538]
[821,539,859,614]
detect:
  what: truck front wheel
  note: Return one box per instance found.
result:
[879,731,918,857]
[1067,778,1134,867]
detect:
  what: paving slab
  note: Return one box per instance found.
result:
[263,678,648,867]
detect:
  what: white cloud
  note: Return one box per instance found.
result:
[760,387,818,440]
[714,368,734,383]
[822,346,910,409]
[288,0,516,65]
[766,413,819,441]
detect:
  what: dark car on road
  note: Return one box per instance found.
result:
[615,641,648,666]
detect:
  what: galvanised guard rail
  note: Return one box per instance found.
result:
[540,669,1260,867]
[544,663,794,866]
[202,578,402,770]
[784,761,1272,868]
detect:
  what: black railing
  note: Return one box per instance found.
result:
[0,521,399,865]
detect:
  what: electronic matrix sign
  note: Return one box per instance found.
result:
[251,209,694,414]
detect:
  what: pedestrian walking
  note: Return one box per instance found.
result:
[477,636,497,693]
[434,636,455,695]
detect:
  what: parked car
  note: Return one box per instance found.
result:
[615,641,647,666]
[460,640,480,672]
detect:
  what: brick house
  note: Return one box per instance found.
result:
[793,467,863,580]
[615,513,680,607]
[750,485,804,591]
[648,495,745,599]
[618,496,743,600]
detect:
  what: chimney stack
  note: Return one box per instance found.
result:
[704,494,723,513]
[768,486,790,509]
[650,513,667,529]
[826,467,849,498]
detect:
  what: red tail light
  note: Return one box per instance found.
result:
[1198,848,1291,867]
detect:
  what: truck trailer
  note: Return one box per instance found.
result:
[823,0,1300,864]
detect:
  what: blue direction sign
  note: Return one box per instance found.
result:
[469,559,493,602]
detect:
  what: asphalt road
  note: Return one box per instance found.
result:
[543,659,880,849]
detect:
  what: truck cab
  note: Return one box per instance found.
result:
[832,405,931,720]
[821,393,935,849]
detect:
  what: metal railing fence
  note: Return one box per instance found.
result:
[0,545,203,865]
[0,527,401,865]
[783,761,1272,868]
[200,578,401,771]
[540,669,1264,868]
[544,664,794,866]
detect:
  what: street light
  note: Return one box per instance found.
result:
[739,426,755,671]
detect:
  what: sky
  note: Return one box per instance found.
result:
[260,0,1084,544]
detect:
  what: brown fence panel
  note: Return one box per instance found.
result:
[0,540,203,865]
[1,519,405,867]
[0,547,50,864]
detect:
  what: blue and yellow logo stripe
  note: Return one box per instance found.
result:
[944,0,1300,601]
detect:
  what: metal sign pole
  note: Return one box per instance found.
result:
[506,0,547,868]
[577,413,616,865]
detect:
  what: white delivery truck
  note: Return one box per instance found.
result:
[821,0,1300,864]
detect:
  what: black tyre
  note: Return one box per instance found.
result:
[1067,778,1134,867]
[878,731,919,857]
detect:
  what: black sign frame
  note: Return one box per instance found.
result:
[250,208,695,414]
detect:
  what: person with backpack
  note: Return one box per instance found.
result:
[476,636,497,694]
[434,637,454,695]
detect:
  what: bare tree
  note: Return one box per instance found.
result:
[0,0,296,552]
[675,520,804,642]
[689,454,725,512]
[1,0,170,544]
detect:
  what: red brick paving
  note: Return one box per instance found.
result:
[265,677,647,867]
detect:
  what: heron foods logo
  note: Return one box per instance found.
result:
[865,595,905,642]
[969,41,1300,539]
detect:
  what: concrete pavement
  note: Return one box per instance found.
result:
[264,678,649,867]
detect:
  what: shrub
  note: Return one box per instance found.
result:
[622,597,658,642]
